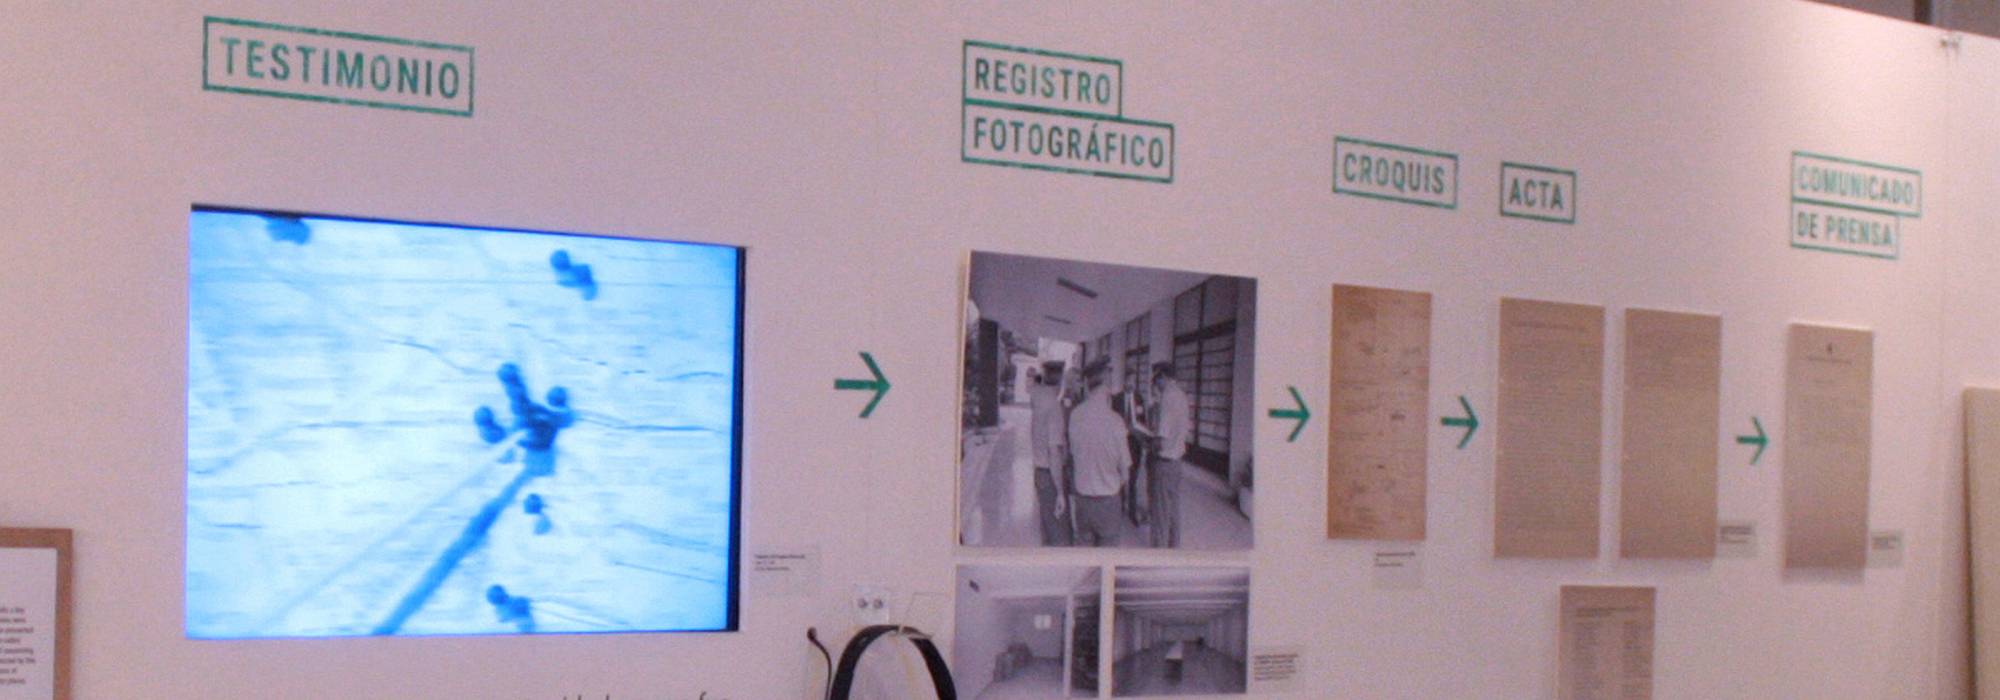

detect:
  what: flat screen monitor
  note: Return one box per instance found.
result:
[186,207,743,638]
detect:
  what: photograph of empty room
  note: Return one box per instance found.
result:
[959,251,1257,551]
[1111,566,1250,696]
[954,565,1103,699]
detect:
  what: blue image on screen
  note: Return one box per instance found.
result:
[186,208,742,638]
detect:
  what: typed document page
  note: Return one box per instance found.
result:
[1618,309,1721,559]
[1783,323,1873,569]
[1559,585,1655,700]
[1496,298,1606,558]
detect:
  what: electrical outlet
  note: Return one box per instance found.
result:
[852,584,893,626]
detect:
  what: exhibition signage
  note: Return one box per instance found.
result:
[1736,416,1768,466]
[1789,151,1919,260]
[833,352,891,419]
[1334,137,1458,209]
[203,16,475,117]
[961,41,1175,183]
[1440,395,1479,449]
[1267,386,1311,443]
[1499,162,1576,224]
[962,42,1121,118]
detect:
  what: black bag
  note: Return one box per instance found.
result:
[825,625,956,700]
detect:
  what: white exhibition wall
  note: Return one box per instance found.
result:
[1,1,1995,697]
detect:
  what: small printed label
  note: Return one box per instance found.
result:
[963,42,1121,118]
[1791,153,1921,218]
[1868,530,1904,569]
[748,546,821,597]
[203,17,474,117]
[961,40,1173,183]
[1372,546,1423,590]
[1499,162,1576,223]
[1250,646,1303,693]
[1334,137,1458,209]
[0,549,56,696]
[1716,520,1758,559]
[1792,200,1900,260]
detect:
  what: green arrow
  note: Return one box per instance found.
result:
[1441,395,1478,449]
[1267,386,1311,443]
[833,352,890,418]
[1735,416,1767,465]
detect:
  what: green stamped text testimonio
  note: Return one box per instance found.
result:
[203,16,475,117]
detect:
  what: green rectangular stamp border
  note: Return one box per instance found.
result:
[963,39,1123,119]
[1788,200,1900,260]
[1498,161,1577,224]
[959,104,1173,184]
[1790,150,1921,219]
[1332,136,1459,210]
[203,15,476,118]
[963,98,1132,123]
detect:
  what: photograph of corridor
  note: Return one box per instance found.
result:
[1111,566,1250,697]
[958,251,1257,551]
[953,565,1103,699]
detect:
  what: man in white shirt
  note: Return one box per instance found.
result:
[1066,358,1131,547]
[1143,362,1193,548]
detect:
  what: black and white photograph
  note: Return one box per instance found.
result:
[1111,566,1251,697]
[954,565,1103,699]
[958,251,1257,551]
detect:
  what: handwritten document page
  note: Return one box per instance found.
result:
[1496,298,1605,558]
[1559,585,1655,700]
[1619,309,1720,559]
[1327,284,1432,540]
[1783,323,1873,569]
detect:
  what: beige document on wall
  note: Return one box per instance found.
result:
[1964,388,2000,700]
[1496,298,1605,558]
[1559,585,1655,700]
[1327,285,1431,540]
[1783,324,1872,569]
[0,529,69,700]
[1619,309,1720,559]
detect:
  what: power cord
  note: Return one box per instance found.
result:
[806,627,834,700]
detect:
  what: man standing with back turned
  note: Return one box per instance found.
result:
[1143,361,1192,548]
[1067,357,1131,547]
[1027,361,1073,546]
